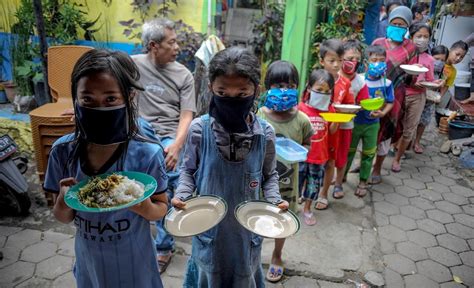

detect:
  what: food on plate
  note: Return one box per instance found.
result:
[78,174,144,208]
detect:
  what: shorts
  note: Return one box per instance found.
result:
[301,162,326,201]
[401,94,426,140]
[335,129,352,169]
[377,138,392,156]
[419,101,435,127]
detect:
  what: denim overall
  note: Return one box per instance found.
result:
[183,115,266,288]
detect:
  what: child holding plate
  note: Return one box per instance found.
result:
[257,60,313,282]
[44,49,169,288]
[391,22,441,172]
[346,45,394,197]
[298,69,339,225]
[171,47,289,287]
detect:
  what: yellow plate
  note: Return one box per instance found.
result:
[360,98,385,111]
[319,113,356,123]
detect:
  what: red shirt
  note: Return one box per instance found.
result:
[298,102,335,165]
[333,75,354,104]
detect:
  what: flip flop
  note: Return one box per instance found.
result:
[157,253,173,274]
[303,211,317,226]
[266,264,284,283]
[355,185,368,198]
[391,162,401,173]
[368,175,382,185]
[349,165,361,173]
[314,197,329,210]
[414,144,424,154]
[452,144,462,156]
[332,185,344,199]
[440,140,452,153]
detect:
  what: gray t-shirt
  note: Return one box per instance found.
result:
[132,54,196,138]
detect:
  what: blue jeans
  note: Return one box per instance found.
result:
[155,137,180,255]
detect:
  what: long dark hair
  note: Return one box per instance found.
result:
[264,60,299,90]
[209,46,261,88]
[65,49,147,175]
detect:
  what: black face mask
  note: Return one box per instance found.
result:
[209,94,255,133]
[75,103,129,145]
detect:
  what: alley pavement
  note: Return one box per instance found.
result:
[0,124,473,287]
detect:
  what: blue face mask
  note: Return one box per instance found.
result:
[367,62,387,78]
[386,25,407,42]
[263,88,298,111]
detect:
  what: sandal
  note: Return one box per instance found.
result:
[314,197,329,210]
[452,144,462,156]
[414,144,424,154]
[303,211,317,226]
[266,264,284,283]
[391,162,401,173]
[157,253,173,273]
[368,175,382,185]
[440,140,452,153]
[332,185,344,199]
[355,185,368,198]
[349,165,361,173]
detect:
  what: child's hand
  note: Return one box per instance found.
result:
[434,79,445,87]
[277,200,289,211]
[370,110,385,118]
[58,177,77,201]
[54,178,77,224]
[171,197,186,210]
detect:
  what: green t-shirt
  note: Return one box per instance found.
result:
[257,108,313,212]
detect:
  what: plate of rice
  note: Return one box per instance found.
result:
[65,171,157,212]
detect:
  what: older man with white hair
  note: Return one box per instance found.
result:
[132,18,196,273]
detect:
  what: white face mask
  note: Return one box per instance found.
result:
[309,90,331,111]
[414,37,429,52]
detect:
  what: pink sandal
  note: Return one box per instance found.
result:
[414,144,424,154]
[303,212,317,226]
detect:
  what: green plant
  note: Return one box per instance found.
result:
[9,0,101,96]
[248,2,284,66]
[118,0,204,71]
[309,0,367,70]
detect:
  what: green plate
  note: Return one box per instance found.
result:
[360,97,385,111]
[65,171,157,213]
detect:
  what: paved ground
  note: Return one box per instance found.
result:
[0,123,473,287]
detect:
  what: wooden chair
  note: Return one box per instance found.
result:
[29,45,92,205]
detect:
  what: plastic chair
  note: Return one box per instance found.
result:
[29,45,92,204]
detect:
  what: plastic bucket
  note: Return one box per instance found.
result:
[455,83,471,101]
[455,70,471,84]
[448,120,474,140]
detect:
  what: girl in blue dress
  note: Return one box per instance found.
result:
[44,49,169,288]
[171,47,289,287]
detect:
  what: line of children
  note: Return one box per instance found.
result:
[46,36,470,287]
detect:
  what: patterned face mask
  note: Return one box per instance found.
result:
[263,88,299,111]
[367,62,387,78]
